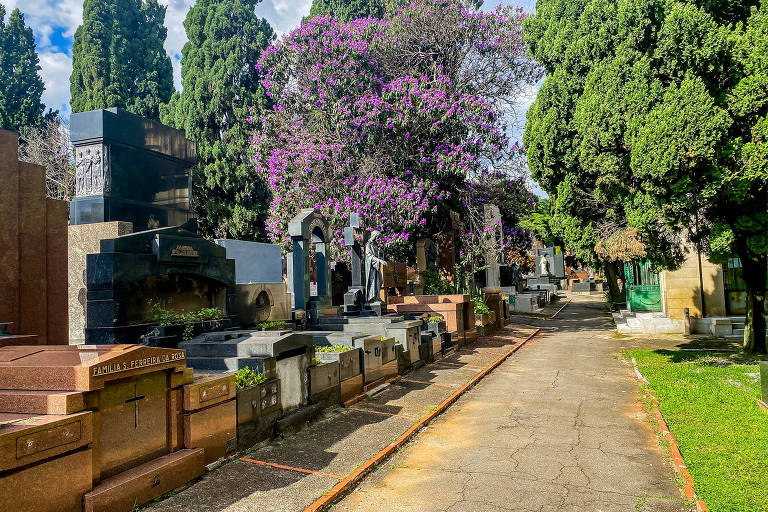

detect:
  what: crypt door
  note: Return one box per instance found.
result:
[624,261,662,312]
[96,372,169,478]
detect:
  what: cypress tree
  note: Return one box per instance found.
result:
[70,0,173,119]
[0,6,47,131]
[161,0,275,240]
[309,0,386,21]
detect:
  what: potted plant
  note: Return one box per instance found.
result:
[426,316,446,335]
[146,300,226,342]
[234,366,281,450]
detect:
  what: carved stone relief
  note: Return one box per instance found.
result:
[75,144,110,197]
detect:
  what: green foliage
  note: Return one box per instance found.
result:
[147,300,224,326]
[182,324,194,341]
[526,0,768,351]
[473,295,490,315]
[0,7,49,130]
[518,198,559,248]
[70,0,173,119]
[255,320,287,330]
[309,0,386,21]
[235,366,266,390]
[427,316,444,323]
[160,0,275,240]
[421,268,454,295]
[628,349,768,511]
[314,344,353,353]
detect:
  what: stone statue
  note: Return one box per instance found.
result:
[365,230,386,303]
[539,255,551,276]
[91,148,103,191]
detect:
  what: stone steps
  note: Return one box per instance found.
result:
[613,310,683,334]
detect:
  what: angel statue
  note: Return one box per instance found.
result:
[365,230,387,303]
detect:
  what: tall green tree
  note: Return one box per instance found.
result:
[70,0,173,119]
[309,0,386,21]
[161,0,275,240]
[525,0,768,352]
[0,6,47,131]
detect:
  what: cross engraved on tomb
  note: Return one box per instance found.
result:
[124,383,147,428]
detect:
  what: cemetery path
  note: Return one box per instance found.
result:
[335,295,691,512]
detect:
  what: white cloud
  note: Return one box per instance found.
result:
[158,0,195,91]
[38,50,73,119]
[256,0,311,36]
[4,0,83,49]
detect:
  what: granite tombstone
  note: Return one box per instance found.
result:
[84,225,235,345]
[69,108,195,231]
[0,344,240,512]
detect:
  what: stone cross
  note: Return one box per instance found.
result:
[124,383,147,428]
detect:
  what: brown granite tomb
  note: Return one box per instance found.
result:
[0,130,69,346]
[0,344,235,512]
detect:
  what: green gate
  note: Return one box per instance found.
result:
[624,262,662,312]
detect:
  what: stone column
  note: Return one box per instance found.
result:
[291,236,307,310]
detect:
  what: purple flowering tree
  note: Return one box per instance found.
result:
[252,0,541,260]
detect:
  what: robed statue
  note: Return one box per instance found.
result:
[365,230,387,303]
[539,255,551,276]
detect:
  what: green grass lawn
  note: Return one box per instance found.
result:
[626,349,768,512]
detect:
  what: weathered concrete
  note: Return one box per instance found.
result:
[337,295,689,512]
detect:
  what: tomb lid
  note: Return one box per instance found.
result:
[0,345,187,392]
[207,331,313,358]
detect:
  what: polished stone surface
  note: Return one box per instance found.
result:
[68,221,134,344]
[84,448,204,512]
[0,448,93,512]
[70,108,195,230]
[0,130,69,345]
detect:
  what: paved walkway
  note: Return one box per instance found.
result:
[336,296,689,512]
[151,321,537,511]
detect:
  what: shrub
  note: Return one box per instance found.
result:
[147,300,224,326]
[422,269,454,295]
[235,366,267,390]
[256,320,287,330]
[315,344,353,353]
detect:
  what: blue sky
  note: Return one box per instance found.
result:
[10,0,537,123]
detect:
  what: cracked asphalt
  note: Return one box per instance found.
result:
[335,295,690,512]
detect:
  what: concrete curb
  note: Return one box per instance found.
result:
[631,359,709,512]
[303,328,541,512]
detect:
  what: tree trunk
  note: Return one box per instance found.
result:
[741,253,767,354]
[603,261,624,310]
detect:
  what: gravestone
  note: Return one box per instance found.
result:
[84,225,235,345]
[483,205,503,288]
[0,344,235,512]
[69,108,195,230]
[342,213,368,316]
[534,247,566,284]
[0,130,68,346]
[438,210,461,283]
[215,239,292,325]
[215,239,281,284]
[416,238,438,274]
[288,209,332,317]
